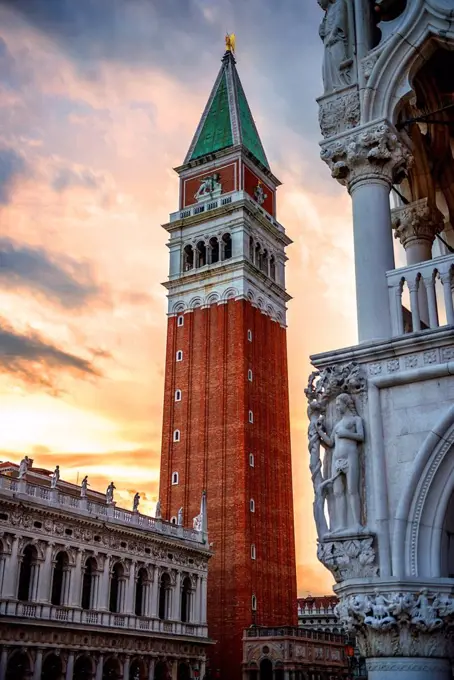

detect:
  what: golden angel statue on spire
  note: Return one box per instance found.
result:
[225,33,236,53]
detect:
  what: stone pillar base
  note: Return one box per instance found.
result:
[366,657,451,680]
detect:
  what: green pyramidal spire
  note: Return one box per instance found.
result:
[185,50,269,170]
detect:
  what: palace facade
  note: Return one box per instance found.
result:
[0,461,211,680]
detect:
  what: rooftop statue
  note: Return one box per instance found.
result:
[80,475,89,498]
[133,492,140,512]
[106,481,116,504]
[18,455,30,479]
[50,465,60,489]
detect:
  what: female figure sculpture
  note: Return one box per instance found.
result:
[316,393,364,534]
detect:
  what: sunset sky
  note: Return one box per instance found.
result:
[0,0,359,596]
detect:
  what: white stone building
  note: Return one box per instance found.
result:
[297,597,341,634]
[0,460,211,680]
[307,1,454,679]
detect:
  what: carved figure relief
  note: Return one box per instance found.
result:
[305,362,366,540]
[317,393,364,534]
[318,0,353,93]
[194,173,222,202]
[318,89,360,139]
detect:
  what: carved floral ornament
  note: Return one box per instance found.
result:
[318,88,360,140]
[391,197,444,249]
[336,588,454,658]
[320,122,413,189]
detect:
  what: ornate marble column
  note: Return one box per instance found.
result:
[392,198,444,329]
[0,647,8,680]
[392,198,444,266]
[38,542,54,602]
[336,585,454,680]
[32,649,43,680]
[321,121,412,342]
[66,652,74,680]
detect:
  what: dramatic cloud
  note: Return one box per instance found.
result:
[0,146,26,204]
[52,166,102,193]
[0,238,104,308]
[0,318,102,389]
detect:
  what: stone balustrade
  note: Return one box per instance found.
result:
[387,253,454,336]
[0,598,207,637]
[0,474,204,544]
[169,189,285,233]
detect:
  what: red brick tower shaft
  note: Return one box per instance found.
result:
[159,47,297,679]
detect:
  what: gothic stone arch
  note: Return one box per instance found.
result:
[393,404,454,578]
[363,0,454,123]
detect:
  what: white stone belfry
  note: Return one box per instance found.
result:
[311,1,454,678]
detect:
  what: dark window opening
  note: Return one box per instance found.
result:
[158,572,171,620]
[17,545,37,602]
[181,576,192,623]
[223,233,232,260]
[209,236,219,264]
[81,557,96,610]
[183,245,194,271]
[51,551,68,606]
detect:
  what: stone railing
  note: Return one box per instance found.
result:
[387,253,454,336]
[0,599,208,638]
[169,190,284,233]
[0,475,205,545]
[244,626,344,643]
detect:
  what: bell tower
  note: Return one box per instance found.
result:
[159,42,297,678]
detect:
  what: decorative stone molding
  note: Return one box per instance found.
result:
[317,535,378,583]
[392,198,444,250]
[366,658,451,673]
[362,54,379,82]
[320,121,412,189]
[318,87,360,139]
[336,589,454,658]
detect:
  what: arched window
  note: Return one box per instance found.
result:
[17,544,38,602]
[6,651,30,680]
[261,248,269,274]
[249,410,254,423]
[247,329,253,342]
[270,255,276,280]
[250,499,255,513]
[176,350,183,362]
[209,236,219,264]
[51,551,69,606]
[177,315,184,327]
[109,562,125,613]
[173,430,181,443]
[249,236,254,262]
[81,557,97,610]
[249,453,255,467]
[159,572,171,620]
[170,516,177,524]
[222,233,232,260]
[73,656,92,680]
[252,594,257,611]
[103,658,121,680]
[251,544,256,560]
[41,653,62,680]
[196,241,207,268]
[175,389,182,402]
[248,369,253,382]
[172,472,179,485]
[181,576,192,623]
[183,245,194,272]
[135,567,148,617]
[255,243,262,269]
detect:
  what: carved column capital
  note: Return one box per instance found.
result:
[392,198,444,250]
[336,587,454,659]
[320,121,413,191]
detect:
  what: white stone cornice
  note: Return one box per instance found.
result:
[320,120,413,191]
